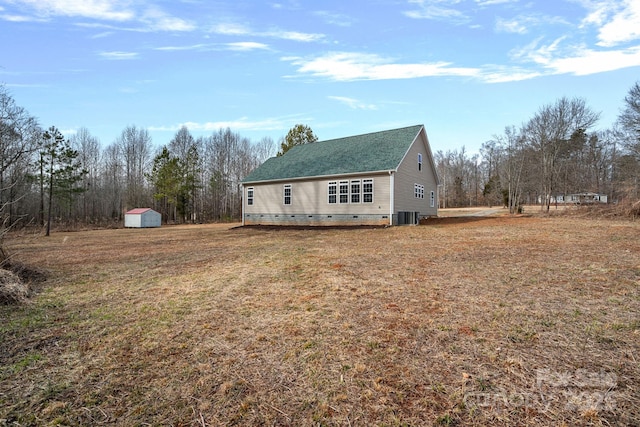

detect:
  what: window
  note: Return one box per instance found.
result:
[283,184,292,205]
[414,183,425,199]
[363,179,373,203]
[247,187,254,205]
[351,180,361,203]
[328,181,337,204]
[430,190,435,207]
[418,153,423,171]
[329,179,371,204]
[339,181,349,203]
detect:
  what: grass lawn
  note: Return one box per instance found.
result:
[1,215,638,426]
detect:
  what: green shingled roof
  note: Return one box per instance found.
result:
[243,125,424,183]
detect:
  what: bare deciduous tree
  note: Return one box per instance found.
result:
[69,127,101,222]
[117,125,153,211]
[618,81,640,157]
[525,97,600,212]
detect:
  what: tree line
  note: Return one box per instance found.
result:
[1,82,640,237]
[435,83,640,212]
[0,85,284,234]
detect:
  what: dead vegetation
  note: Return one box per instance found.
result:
[0,217,638,426]
[0,260,47,305]
[0,269,28,305]
[539,199,640,220]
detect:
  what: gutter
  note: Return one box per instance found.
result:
[242,169,397,185]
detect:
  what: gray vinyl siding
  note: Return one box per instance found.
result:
[244,174,392,225]
[394,132,439,217]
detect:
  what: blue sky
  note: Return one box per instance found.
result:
[1,0,639,155]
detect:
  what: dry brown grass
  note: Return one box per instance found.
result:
[1,217,638,426]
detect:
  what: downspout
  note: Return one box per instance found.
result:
[241,184,245,226]
[389,171,394,226]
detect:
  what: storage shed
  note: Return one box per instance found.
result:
[124,208,161,228]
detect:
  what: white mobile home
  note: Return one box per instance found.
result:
[124,208,161,228]
[241,125,439,226]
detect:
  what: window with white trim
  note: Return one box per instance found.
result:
[247,187,254,205]
[418,153,423,171]
[328,181,337,204]
[414,183,425,199]
[283,184,292,205]
[350,180,361,203]
[430,190,435,207]
[339,180,349,203]
[363,179,373,203]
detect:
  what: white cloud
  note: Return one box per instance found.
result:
[90,31,114,38]
[0,13,41,22]
[155,43,210,51]
[578,0,640,47]
[141,7,195,32]
[495,16,528,34]
[580,0,612,26]
[284,45,638,84]
[211,22,251,36]
[495,13,568,35]
[328,96,378,110]
[265,29,324,42]
[479,67,542,83]
[226,42,269,51]
[154,42,269,52]
[284,52,480,81]
[10,0,134,21]
[546,46,640,75]
[150,116,309,133]
[475,0,516,5]
[403,0,469,23]
[4,0,195,32]
[4,82,50,88]
[595,0,640,47]
[211,23,324,43]
[509,36,565,64]
[99,51,139,60]
[511,37,640,75]
[314,10,353,27]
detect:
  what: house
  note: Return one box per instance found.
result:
[549,193,608,204]
[124,208,162,228]
[568,192,608,204]
[241,125,439,226]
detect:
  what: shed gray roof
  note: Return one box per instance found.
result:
[243,125,424,183]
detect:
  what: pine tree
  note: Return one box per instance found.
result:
[41,126,86,236]
[277,124,318,157]
[147,147,181,223]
